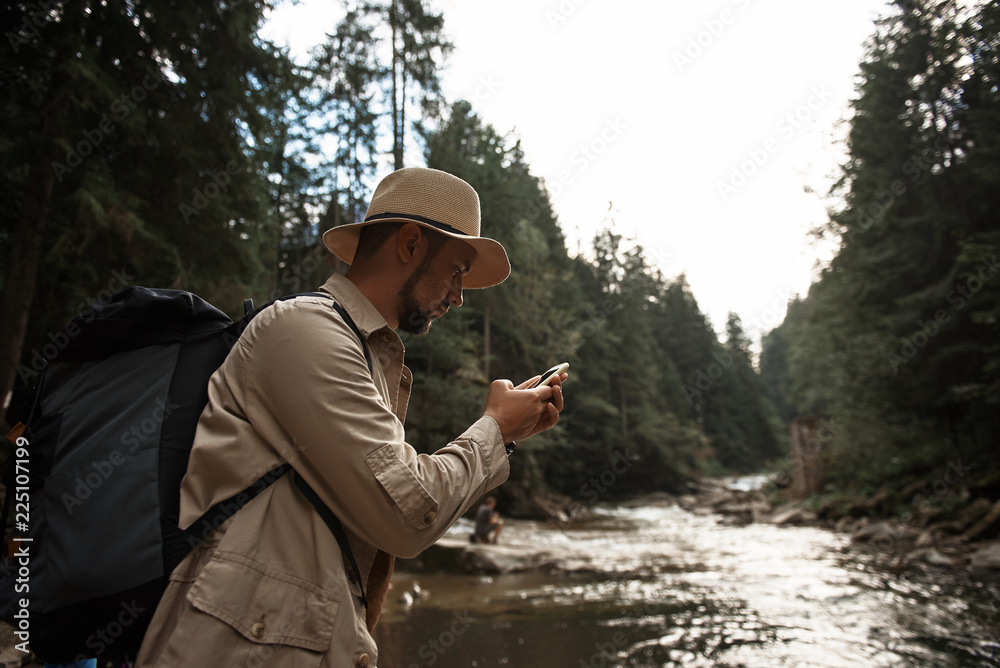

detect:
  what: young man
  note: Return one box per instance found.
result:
[136,167,566,668]
[473,495,504,544]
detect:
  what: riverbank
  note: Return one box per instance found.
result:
[383,499,1000,667]
[678,476,1000,576]
[410,476,1000,579]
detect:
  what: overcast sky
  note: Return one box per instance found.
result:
[264,0,890,341]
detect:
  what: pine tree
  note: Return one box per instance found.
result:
[359,0,451,168]
[780,0,1000,488]
[1,0,296,418]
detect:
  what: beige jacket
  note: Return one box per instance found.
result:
[136,274,510,668]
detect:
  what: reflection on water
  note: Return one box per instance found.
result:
[374,504,1000,667]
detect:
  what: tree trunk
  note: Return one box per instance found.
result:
[483,303,491,380]
[0,10,77,416]
[618,370,629,440]
[399,61,407,169]
[390,0,403,170]
[0,153,55,415]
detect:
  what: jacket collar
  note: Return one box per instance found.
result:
[318,273,393,339]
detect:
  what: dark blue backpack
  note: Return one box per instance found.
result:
[0,287,368,663]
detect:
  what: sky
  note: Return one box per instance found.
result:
[263,0,890,343]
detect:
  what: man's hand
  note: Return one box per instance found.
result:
[483,373,567,444]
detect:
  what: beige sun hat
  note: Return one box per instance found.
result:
[322,167,511,289]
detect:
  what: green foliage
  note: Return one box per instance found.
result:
[3,1,787,508]
[1,0,299,416]
[765,0,1000,493]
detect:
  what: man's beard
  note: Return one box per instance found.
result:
[398,258,437,336]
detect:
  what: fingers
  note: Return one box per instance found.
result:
[515,375,541,390]
[484,373,568,443]
[550,383,563,412]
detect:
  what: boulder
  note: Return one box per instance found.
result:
[964,499,1000,541]
[907,503,945,529]
[834,516,858,533]
[699,489,738,508]
[851,521,920,548]
[398,537,568,575]
[678,494,699,508]
[969,542,1000,572]
[817,497,850,520]
[903,547,959,569]
[768,506,817,526]
[851,521,891,542]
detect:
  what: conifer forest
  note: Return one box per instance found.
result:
[2,0,998,520]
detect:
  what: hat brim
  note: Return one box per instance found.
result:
[323,219,511,289]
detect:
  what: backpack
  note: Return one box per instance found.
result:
[0,286,369,663]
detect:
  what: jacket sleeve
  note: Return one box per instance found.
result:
[241,300,509,559]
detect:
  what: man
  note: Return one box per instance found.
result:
[136,167,566,668]
[473,495,503,544]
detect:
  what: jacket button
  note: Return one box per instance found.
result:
[356,653,371,667]
[250,622,265,638]
[424,510,437,523]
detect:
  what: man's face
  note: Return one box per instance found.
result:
[398,236,475,336]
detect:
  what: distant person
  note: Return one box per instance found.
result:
[473,495,504,544]
[136,167,566,667]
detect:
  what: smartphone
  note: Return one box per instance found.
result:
[529,362,569,388]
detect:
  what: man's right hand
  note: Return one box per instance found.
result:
[483,373,567,444]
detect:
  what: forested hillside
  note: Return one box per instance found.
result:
[2,0,788,513]
[761,0,1000,509]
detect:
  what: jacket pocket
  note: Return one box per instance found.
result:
[187,550,338,659]
[366,443,439,529]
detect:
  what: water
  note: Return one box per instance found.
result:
[374,503,1000,667]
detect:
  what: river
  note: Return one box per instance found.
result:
[373,501,1000,667]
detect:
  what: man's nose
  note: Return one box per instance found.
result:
[448,275,464,307]
[448,284,463,307]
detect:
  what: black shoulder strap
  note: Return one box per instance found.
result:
[293,474,368,609]
[188,294,371,607]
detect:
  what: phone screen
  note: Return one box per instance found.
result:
[529,362,569,388]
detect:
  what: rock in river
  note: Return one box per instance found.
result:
[968,541,1000,572]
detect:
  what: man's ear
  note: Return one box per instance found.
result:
[396,223,425,265]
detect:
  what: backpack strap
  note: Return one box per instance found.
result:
[292,474,368,609]
[186,294,372,608]
[184,462,293,545]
